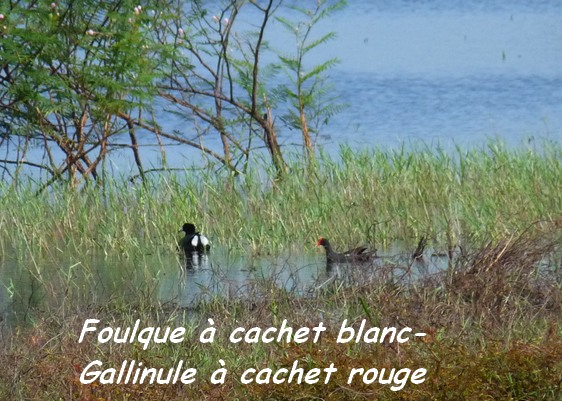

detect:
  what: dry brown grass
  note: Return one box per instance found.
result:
[1,228,561,400]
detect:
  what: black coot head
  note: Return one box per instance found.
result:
[180,223,196,234]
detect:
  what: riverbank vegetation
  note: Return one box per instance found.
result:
[1,143,560,258]
[2,135,560,400]
[1,225,561,399]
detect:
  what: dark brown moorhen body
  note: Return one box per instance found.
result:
[317,237,375,263]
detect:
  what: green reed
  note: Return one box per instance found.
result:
[1,141,560,259]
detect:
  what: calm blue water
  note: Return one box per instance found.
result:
[145,0,562,170]
[308,2,562,149]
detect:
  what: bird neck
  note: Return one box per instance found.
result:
[323,241,335,254]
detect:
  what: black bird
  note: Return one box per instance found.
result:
[179,223,210,255]
[317,237,375,263]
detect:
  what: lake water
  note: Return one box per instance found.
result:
[0,245,444,329]
[149,0,562,169]
[314,2,562,150]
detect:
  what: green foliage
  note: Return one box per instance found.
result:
[0,0,167,185]
[1,0,160,113]
[273,0,348,137]
[1,0,349,183]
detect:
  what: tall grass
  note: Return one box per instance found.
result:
[1,139,561,399]
[1,142,560,259]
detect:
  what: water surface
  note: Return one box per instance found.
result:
[1,244,452,330]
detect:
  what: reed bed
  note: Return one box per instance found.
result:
[1,142,560,260]
[0,141,560,399]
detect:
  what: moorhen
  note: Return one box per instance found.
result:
[411,236,427,261]
[317,237,375,263]
[179,223,210,255]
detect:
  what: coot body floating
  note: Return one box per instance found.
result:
[179,223,210,255]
